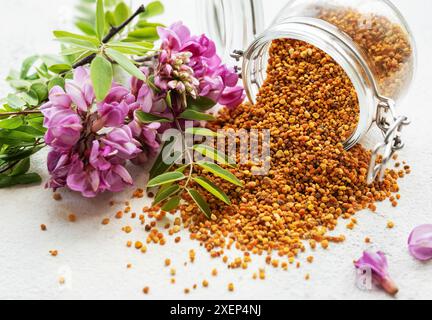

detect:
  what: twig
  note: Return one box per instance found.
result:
[71,5,146,69]
[0,110,42,117]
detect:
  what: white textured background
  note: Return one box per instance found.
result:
[0,0,431,300]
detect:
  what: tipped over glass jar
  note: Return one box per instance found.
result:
[200,0,417,184]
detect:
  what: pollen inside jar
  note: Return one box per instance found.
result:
[316,6,414,99]
[180,39,403,259]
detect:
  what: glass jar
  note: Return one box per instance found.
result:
[196,0,265,63]
[201,0,417,183]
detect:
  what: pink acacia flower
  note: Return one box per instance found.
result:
[355,251,399,296]
[64,67,95,112]
[101,126,141,160]
[42,67,158,198]
[97,85,135,128]
[152,21,245,112]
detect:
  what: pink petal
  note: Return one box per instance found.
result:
[65,82,88,111]
[408,225,432,261]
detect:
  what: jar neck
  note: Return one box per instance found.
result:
[241,17,382,149]
[198,0,265,63]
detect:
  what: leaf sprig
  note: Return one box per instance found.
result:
[146,97,243,219]
[56,0,165,102]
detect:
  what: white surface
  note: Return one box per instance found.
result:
[0,0,432,300]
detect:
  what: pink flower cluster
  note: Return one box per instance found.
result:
[41,22,244,198]
[42,68,160,197]
[136,22,244,118]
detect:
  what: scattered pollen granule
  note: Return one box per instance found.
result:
[212,268,218,277]
[259,269,266,280]
[40,224,47,231]
[135,241,143,250]
[122,226,132,234]
[68,214,77,222]
[53,193,62,201]
[387,221,395,229]
[165,259,171,267]
[202,280,209,288]
[228,283,235,292]
[143,287,150,295]
[102,218,110,225]
[49,250,58,257]
[189,249,196,263]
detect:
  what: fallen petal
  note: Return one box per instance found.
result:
[408,224,432,261]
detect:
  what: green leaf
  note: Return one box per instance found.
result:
[61,46,88,57]
[106,41,153,54]
[0,146,43,163]
[127,27,159,41]
[105,11,116,27]
[48,64,72,74]
[10,158,30,176]
[186,127,222,138]
[193,144,231,165]
[30,83,49,102]
[161,196,181,212]
[142,1,164,19]
[0,130,36,145]
[95,0,106,41]
[105,48,145,80]
[55,37,99,51]
[187,188,211,219]
[53,30,100,45]
[48,77,65,91]
[90,55,113,102]
[193,177,231,205]
[196,162,243,187]
[148,172,186,188]
[149,141,171,179]
[187,96,217,111]
[20,90,39,106]
[136,21,165,29]
[0,173,42,189]
[6,94,26,109]
[7,80,31,90]
[0,118,24,130]
[153,184,181,206]
[135,111,171,124]
[20,56,39,79]
[75,21,96,36]
[114,2,130,25]
[179,110,216,121]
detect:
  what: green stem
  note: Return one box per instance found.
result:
[0,110,42,117]
[172,116,195,197]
